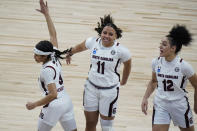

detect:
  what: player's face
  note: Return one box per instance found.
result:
[34,54,47,63]
[101,26,117,47]
[159,37,175,57]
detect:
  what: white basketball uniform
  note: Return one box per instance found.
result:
[83,37,131,117]
[38,55,76,129]
[152,56,194,128]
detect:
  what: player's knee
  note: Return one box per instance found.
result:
[38,120,53,131]
[60,119,77,131]
[100,118,114,131]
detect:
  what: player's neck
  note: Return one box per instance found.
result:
[42,58,51,65]
[165,54,176,62]
[101,41,114,47]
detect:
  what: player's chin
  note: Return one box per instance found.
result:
[159,52,164,57]
[35,60,40,63]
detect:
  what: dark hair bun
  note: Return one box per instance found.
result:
[36,40,53,52]
[168,24,192,46]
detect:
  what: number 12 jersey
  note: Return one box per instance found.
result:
[152,56,194,100]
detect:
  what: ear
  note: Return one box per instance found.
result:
[114,32,117,40]
[171,45,176,52]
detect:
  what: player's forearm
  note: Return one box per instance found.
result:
[34,93,57,107]
[194,88,197,114]
[44,13,58,47]
[189,74,197,114]
[143,80,156,100]
[71,41,87,55]
[121,59,131,85]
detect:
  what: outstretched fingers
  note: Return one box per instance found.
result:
[36,0,48,14]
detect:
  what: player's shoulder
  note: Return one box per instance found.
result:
[115,42,129,52]
[179,58,192,69]
[86,37,100,43]
[42,61,56,71]
[152,57,161,64]
[85,37,100,49]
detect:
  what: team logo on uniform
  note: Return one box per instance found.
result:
[111,50,116,55]
[112,108,117,114]
[39,112,44,119]
[189,117,193,124]
[175,67,180,72]
[157,66,161,72]
[93,48,97,54]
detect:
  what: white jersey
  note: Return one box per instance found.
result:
[152,56,194,100]
[85,37,131,88]
[37,54,76,127]
[38,55,66,100]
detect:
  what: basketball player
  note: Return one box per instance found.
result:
[26,0,77,131]
[65,15,132,131]
[141,25,197,131]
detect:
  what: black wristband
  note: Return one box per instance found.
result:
[68,47,73,56]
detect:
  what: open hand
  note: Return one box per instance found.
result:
[36,0,49,15]
[65,54,71,64]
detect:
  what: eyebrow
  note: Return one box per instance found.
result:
[161,40,167,44]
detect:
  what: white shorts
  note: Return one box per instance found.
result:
[83,80,119,117]
[153,96,194,128]
[38,94,76,127]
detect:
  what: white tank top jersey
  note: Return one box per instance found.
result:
[38,55,66,99]
[85,37,131,88]
[152,56,194,100]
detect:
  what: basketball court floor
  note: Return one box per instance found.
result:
[0,0,197,130]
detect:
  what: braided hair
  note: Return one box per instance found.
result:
[166,24,192,54]
[95,14,122,39]
[35,40,69,59]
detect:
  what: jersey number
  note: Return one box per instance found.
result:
[97,61,105,74]
[162,79,174,91]
[59,74,63,85]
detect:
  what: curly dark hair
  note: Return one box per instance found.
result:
[166,24,192,54]
[95,14,122,39]
[35,40,69,59]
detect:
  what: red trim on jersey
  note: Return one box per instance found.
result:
[180,58,183,63]
[152,107,156,125]
[180,76,187,93]
[180,76,186,89]
[108,87,119,117]
[184,96,191,128]
[96,38,99,42]
[41,81,48,95]
[114,59,121,81]
[45,66,56,80]
[40,81,49,108]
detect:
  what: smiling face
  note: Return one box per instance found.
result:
[159,37,176,58]
[101,26,117,47]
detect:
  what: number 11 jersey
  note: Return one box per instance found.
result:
[85,37,131,88]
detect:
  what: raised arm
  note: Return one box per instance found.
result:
[141,72,157,115]
[36,0,58,48]
[189,73,197,114]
